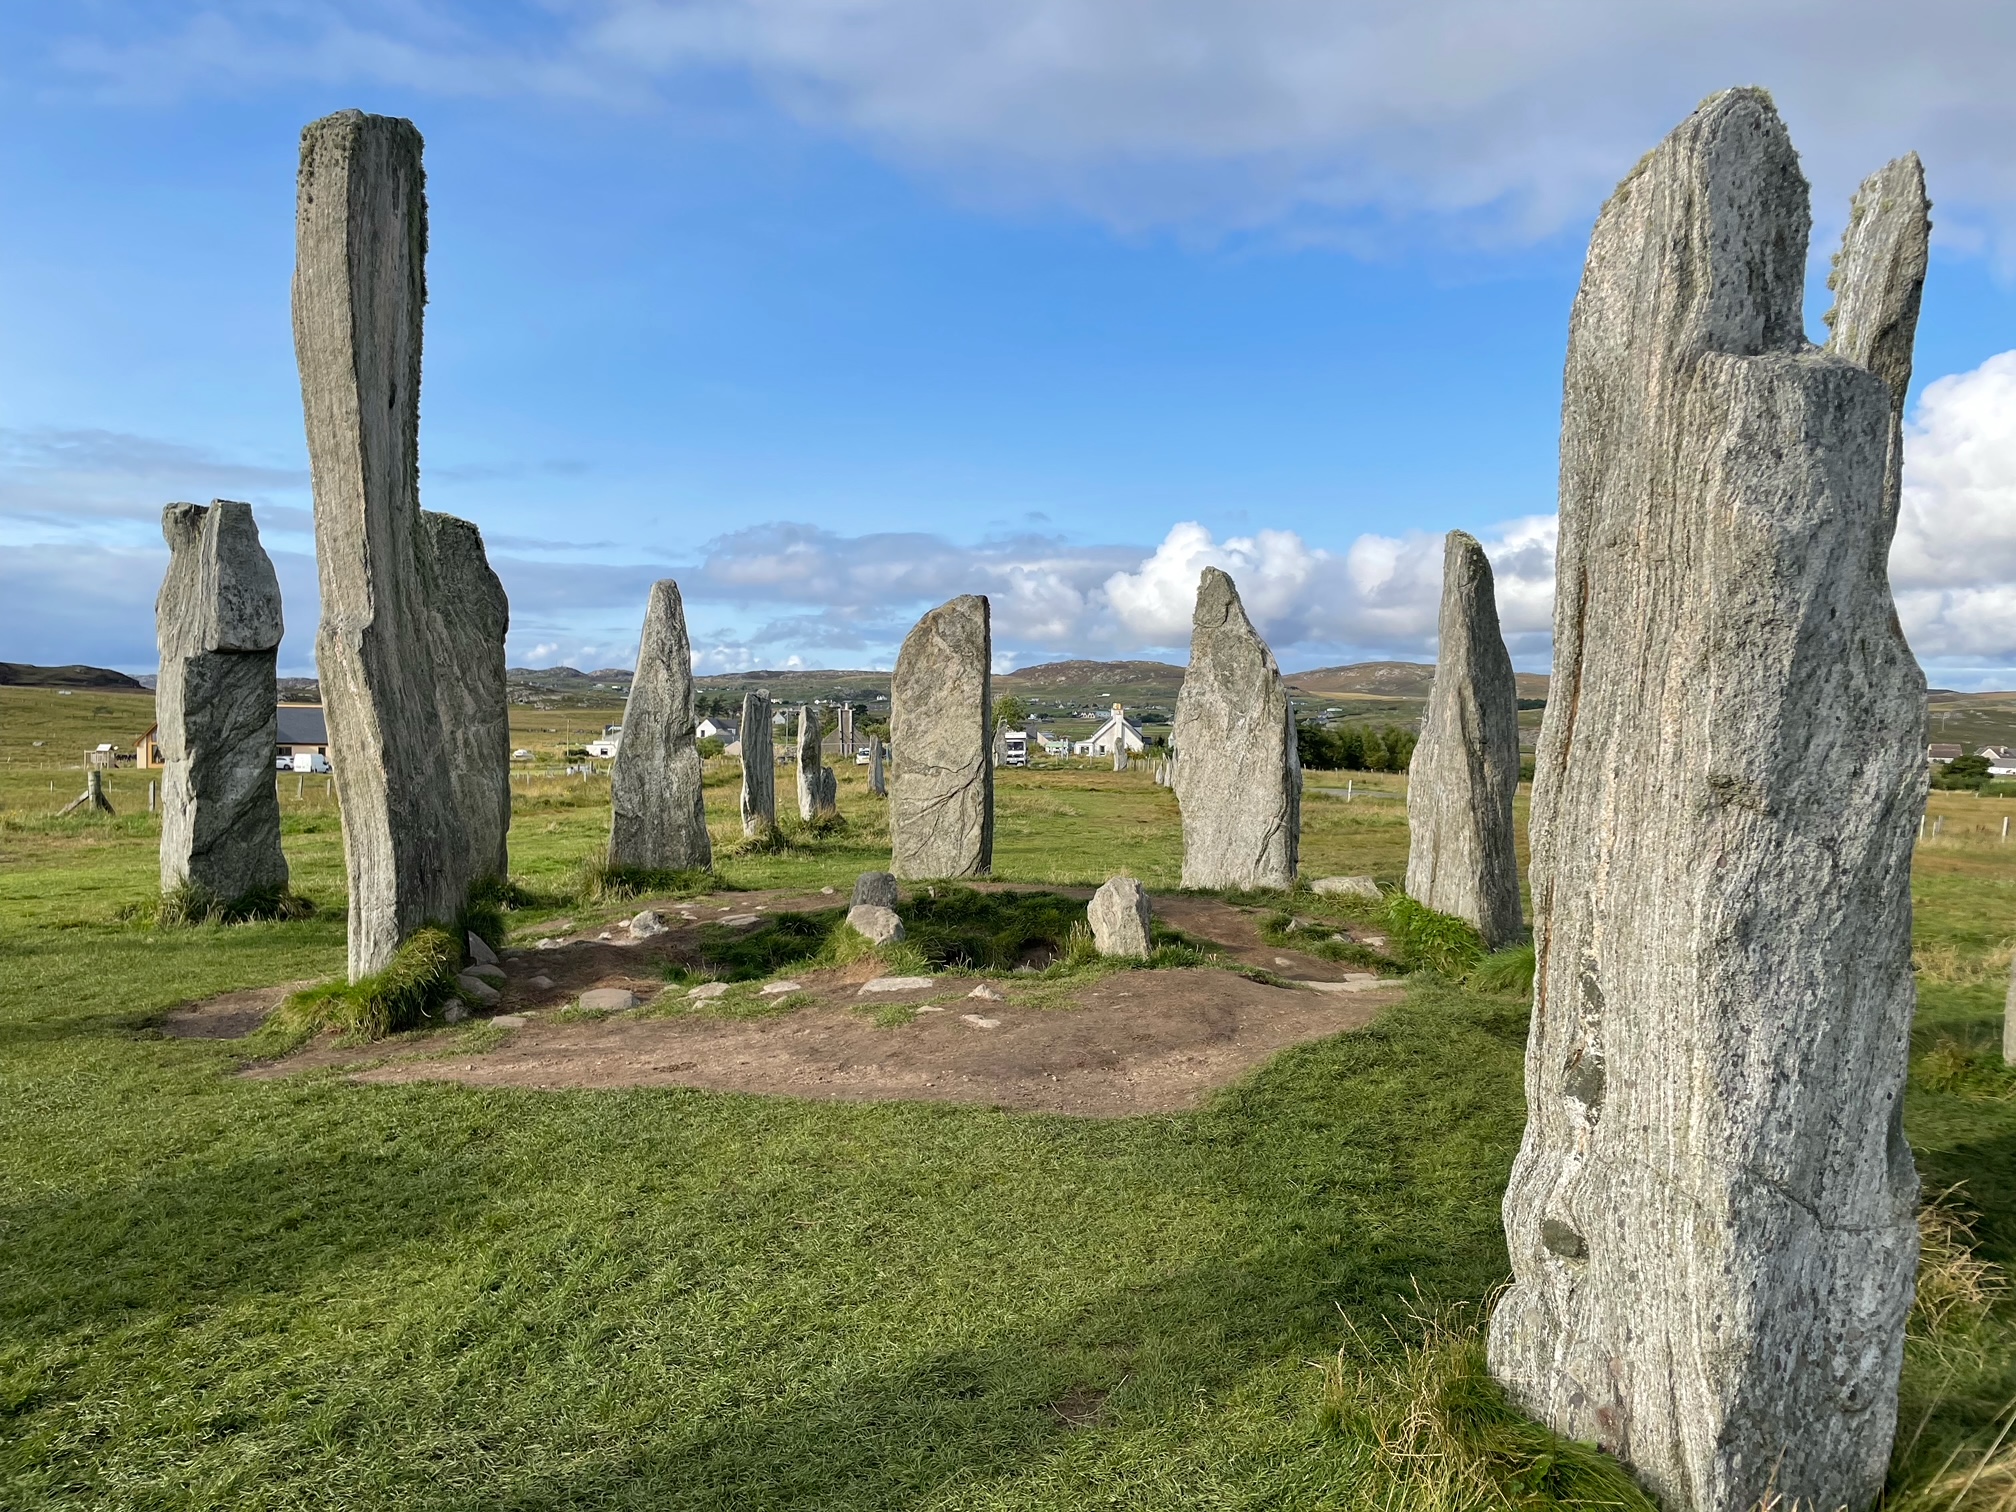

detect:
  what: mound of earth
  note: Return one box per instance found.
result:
[173,888,1404,1119]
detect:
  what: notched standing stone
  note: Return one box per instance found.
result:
[609,580,712,871]
[294,109,466,979]
[156,500,288,900]
[889,595,992,878]
[1170,568,1299,890]
[419,511,510,885]
[1489,89,1928,1512]
[739,689,775,837]
[1406,530,1522,947]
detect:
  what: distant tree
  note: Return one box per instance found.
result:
[1934,753,1991,789]
[994,694,1030,729]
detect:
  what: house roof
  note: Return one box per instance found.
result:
[276,705,328,745]
[1928,743,1964,759]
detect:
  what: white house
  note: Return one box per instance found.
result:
[697,717,739,743]
[1035,730,1070,757]
[585,738,619,759]
[1981,745,2016,775]
[1073,703,1147,758]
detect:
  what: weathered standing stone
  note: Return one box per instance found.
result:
[609,581,712,871]
[739,689,775,836]
[869,735,886,796]
[418,511,510,885]
[1405,531,1522,947]
[796,706,835,822]
[2005,955,2016,1066]
[1170,568,1299,890]
[1489,91,1928,1512]
[889,595,992,879]
[295,109,467,980]
[156,500,289,901]
[1088,876,1152,958]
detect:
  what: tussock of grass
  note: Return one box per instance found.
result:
[1321,1302,1655,1510]
[1382,895,1488,977]
[276,926,461,1039]
[1468,943,1537,999]
[1890,1190,2016,1512]
[575,855,721,906]
[154,879,315,928]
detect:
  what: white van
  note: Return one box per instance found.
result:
[290,752,332,774]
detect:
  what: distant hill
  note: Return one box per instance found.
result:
[1000,659,1185,691]
[1287,661,1551,701]
[0,662,147,691]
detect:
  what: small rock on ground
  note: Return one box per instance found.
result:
[630,910,668,937]
[720,914,760,927]
[859,976,935,994]
[960,1014,1001,1029]
[1311,875,1381,899]
[820,886,836,895]
[758,981,803,996]
[466,932,499,966]
[491,1014,527,1028]
[455,973,500,1006]
[852,871,899,909]
[968,983,1006,1001]
[578,988,639,1012]
[688,982,731,1001]
[1088,875,1154,958]
[527,975,555,990]
[442,1001,470,1024]
[469,962,507,984]
[848,903,905,945]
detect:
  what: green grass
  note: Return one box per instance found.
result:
[0,697,2012,1509]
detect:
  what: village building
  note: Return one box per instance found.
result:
[1073,703,1147,758]
[137,702,328,770]
[696,716,738,743]
[1927,743,1963,764]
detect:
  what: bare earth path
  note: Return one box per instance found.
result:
[192,888,1402,1118]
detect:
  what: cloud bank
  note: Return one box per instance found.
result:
[8,351,2016,684]
[40,0,2016,255]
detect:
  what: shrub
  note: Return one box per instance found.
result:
[1467,943,1537,998]
[576,854,719,905]
[155,879,314,927]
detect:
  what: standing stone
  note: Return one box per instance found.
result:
[1489,90,1928,1512]
[155,500,288,901]
[609,580,711,871]
[739,689,775,837]
[869,734,886,796]
[2004,955,2016,1067]
[796,706,835,822]
[295,109,465,980]
[1405,531,1522,947]
[1170,568,1299,890]
[1088,875,1153,958]
[889,595,992,879]
[419,511,510,885]
[853,870,898,908]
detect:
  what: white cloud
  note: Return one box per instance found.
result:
[1891,352,2016,664]
[44,1,2016,253]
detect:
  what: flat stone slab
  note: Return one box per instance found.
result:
[960,1014,1001,1029]
[577,988,639,1012]
[490,1014,527,1028]
[858,976,937,995]
[687,982,731,1001]
[1299,977,1390,994]
[758,981,803,996]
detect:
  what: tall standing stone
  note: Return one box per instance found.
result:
[295,109,467,980]
[419,511,511,885]
[609,580,711,871]
[889,595,992,878]
[869,734,886,796]
[739,689,775,837]
[1405,531,1522,947]
[1170,568,1299,890]
[156,500,289,901]
[796,706,834,822]
[1489,91,1928,1512]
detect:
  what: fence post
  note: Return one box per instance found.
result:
[147,780,157,813]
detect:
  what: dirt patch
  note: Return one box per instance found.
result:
[191,884,1405,1117]
[157,981,316,1039]
[348,967,1393,1116]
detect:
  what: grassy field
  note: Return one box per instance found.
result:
[0,684,2011,1510]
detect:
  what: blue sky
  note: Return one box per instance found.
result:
[5,2,2016,683]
